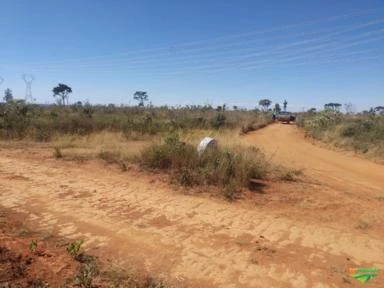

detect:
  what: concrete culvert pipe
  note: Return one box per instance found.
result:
[197,137,218,155]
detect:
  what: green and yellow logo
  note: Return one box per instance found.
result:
[348,267,379,283]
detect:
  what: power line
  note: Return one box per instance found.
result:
[24,18,383,71]
[5,10,378,70]
[18,26,384,74]
[2,11,382,76]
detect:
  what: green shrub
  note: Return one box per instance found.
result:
[67,239,83,258]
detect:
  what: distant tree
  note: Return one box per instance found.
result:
[334,103,342,111]
[216,104,226,112]
[324,103,342,111]
[344,103,355,114]
[232,105,238,111]
[259,99,272,111]
[53,83,72,106]
[283,100,288,111]
[308,107,317,113]
[133,91,148,106]
[373,106,384,115]
[74,101,83,107]
[274,103,281,113]
[3,88,13,102]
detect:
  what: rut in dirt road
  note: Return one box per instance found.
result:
[0,128,383,288]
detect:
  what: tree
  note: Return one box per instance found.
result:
[373,106,384,115]
[308,107,317,113]
[258,99,272,111]
[283,100,288,111]
[3,88,13,102]
[53,83,72,106]
[344,103,355,114]
[216,104,226,112]
[274,103,281,113]
[324,103,342,111]
[133,91,148,106]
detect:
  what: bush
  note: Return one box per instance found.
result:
[140,135,268,199]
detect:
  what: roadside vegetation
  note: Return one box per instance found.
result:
[297,110,384,161]
[0,98,282,199]
[0,100,271,141]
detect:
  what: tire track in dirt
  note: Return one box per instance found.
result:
[0,145,383,287]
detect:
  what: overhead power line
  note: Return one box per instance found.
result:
[1,10,383,75]
[4,10,379,69]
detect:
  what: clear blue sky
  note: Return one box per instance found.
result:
[0,0,383,111]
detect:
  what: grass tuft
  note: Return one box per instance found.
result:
[53,146,63,159]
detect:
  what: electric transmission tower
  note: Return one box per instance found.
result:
[22,74,35,102]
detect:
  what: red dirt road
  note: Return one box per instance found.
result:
[244,123,384,197]
[0,125,383,287]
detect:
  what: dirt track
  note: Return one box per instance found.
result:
[244,124,384,197]
[0,124,383,287]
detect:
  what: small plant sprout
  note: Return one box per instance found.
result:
[67,239,84,257]
[29,239,38,253]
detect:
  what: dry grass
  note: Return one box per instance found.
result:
[51,131,152,163]
[297,112,384,161]
[0,102,270,141]
[53,146,63,159]
[50,129,254,168]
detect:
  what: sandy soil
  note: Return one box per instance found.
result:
[0,124,383,287]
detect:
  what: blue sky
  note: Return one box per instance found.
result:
[0,0,383,111]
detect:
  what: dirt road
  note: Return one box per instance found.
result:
[244,123,384,197]
[0,125,383,287]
